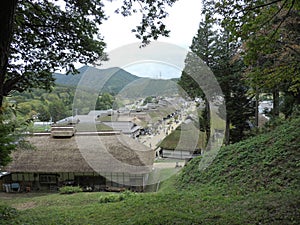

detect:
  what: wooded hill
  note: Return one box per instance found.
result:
[54,66,179,98]
[54,66,139,95]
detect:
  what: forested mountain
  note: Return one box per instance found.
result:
[119,77,179,98]
[54,66,139,94]
[54,66,179,97]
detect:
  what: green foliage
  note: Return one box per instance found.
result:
[59,186,83,194]
[209,0,300,116]
[99,190,136,204]
[0,106,31,167]
[8,86,74,122]
[0,119,16,167]
[54,66,139,93]
[119,0,177,45]
[0,204,18,221]
[96,93,115,110]
[1,0,107,104]
[178,70,205,99]
[143,96,153,105]
[9,67,180,121]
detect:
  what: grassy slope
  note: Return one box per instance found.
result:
[177,116,300,192]
[1,117,300,224]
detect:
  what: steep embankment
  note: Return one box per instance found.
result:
[177,116,300,193]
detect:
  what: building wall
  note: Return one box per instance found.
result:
[8,172,148,192]
[162,149,193,159]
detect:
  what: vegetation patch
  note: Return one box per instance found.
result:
[99,190,136,204]
[76,123,113,132]
[0,204,18,221]
[59,186,83,194]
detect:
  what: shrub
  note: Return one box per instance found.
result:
[99,194,123,203]
[99,190,136,203]
[59,186,82,194]
[0,204,18,220]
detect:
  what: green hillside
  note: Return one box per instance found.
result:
[177,116,300,193]
[119,78,179,98]
[54,66,139,94]
[54,66,179,97]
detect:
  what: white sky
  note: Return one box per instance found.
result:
[97,0,203,79]
[100,0,202,50]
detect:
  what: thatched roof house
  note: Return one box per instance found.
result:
[5,131,154,192]
[102,121,141,137]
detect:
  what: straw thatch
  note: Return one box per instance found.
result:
[6,134,154,175]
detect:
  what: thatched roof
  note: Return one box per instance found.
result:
[6,134,154,174]
[158,121,205,152]
[102,121,141,134]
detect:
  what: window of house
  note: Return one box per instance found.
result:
[39,174,57,184]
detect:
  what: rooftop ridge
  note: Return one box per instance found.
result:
[31,131,121,137]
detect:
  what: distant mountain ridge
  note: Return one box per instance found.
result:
[119,77,179,98]
[54,66,139,94]
[54,66,179,97]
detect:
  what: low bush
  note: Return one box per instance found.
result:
[59,186,83,194]
[99,190,136,203]
[0,204,18,220]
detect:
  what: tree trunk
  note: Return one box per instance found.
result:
[255,87,259,127]
[205,99,211,145]
[0,0,17,110]
[272,88,280,117]
[224,117,230,145]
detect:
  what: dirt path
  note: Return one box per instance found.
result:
[153,161,184,169]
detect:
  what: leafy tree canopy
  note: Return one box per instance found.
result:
[205,0,300,96]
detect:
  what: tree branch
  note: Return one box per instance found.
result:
[242,0,284,12]
[270,0,296,39]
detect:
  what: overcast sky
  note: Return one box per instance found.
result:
[100,0,202,50]
[98,0,203,79]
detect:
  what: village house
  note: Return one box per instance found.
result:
[102,121,141,138]
[3,126,154,192]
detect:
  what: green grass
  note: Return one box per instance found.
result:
[1,188,299,224]
[1,116,299,224]
[28,124,51,133]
